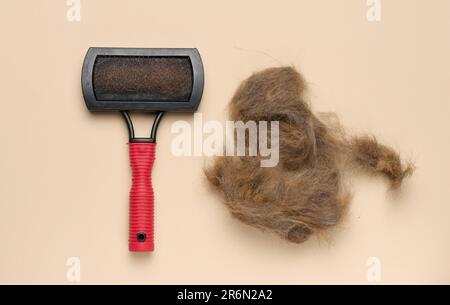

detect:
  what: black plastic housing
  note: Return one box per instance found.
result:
[81,47,204,112]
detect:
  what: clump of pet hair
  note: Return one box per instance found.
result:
[205,67,413,244]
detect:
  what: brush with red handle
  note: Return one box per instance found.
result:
[81,48,204,252]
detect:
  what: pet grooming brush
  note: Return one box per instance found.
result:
[82,48,204,252]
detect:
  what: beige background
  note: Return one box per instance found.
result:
[0,0,449,284]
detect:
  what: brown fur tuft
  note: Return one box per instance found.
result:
[205,67,413,243]
[350,136,414,189]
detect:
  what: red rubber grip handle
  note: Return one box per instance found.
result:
[128,142,156,252]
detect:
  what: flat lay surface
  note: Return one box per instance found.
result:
[0,0,449,284]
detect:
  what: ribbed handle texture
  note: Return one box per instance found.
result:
[128,142,156,252]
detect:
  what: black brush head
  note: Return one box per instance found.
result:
[82,48,204,112]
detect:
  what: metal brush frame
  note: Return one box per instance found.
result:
[82,47,204,142]
[120,111,164,143]
[81,47,204,112]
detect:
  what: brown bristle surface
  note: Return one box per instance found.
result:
[93,56,193,102]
